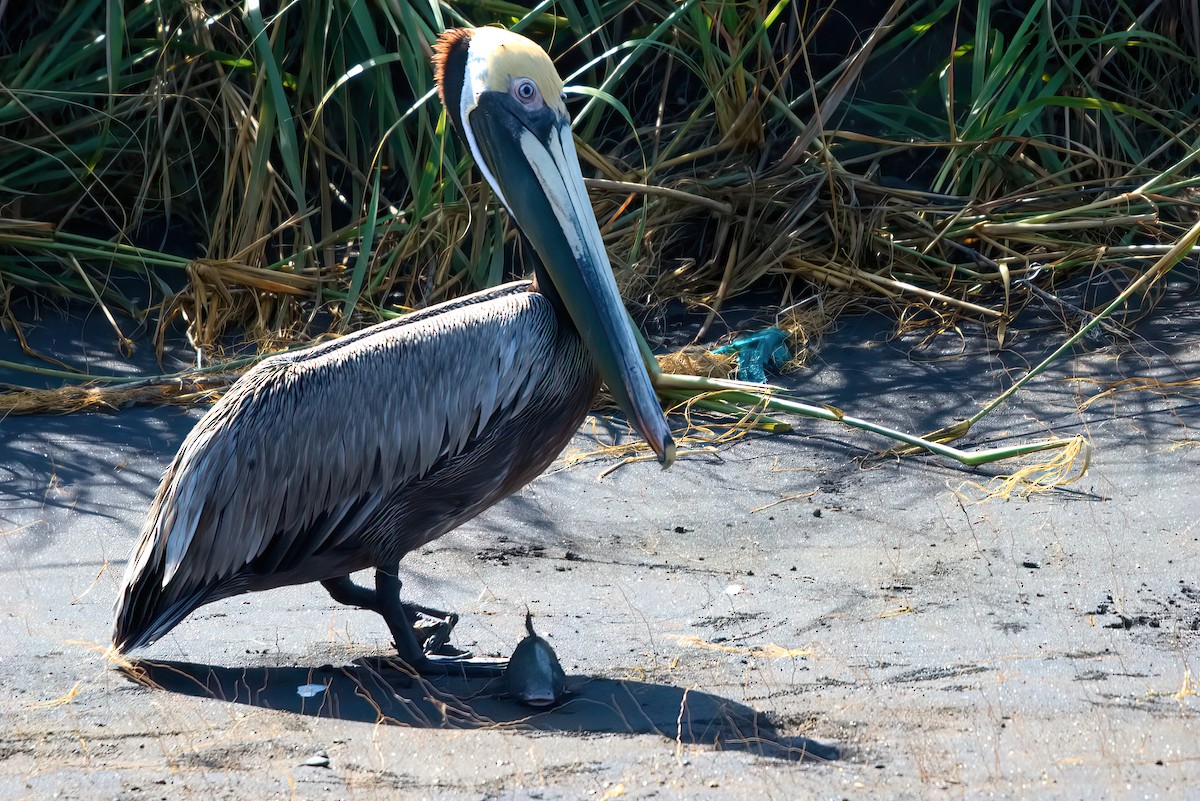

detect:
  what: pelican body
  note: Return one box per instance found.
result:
[112,28,675,673]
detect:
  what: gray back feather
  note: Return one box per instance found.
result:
[118,282,560,600]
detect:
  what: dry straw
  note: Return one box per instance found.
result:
[2,2,1197,486]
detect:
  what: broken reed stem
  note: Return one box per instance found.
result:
[967,215,1200,428]
[795,260,1003,318]
[0,360,143,384]
[0,378,233,414]
[0,348,269,389]
[653,372,1081,467]
[658,389,791,433]
[583,178,733,215]
[961,435,1090,499]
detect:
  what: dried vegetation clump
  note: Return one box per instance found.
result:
[0,1,1197,476]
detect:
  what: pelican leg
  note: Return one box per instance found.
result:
[320,576,379,610]
[320,575,461,655]
[374,567,506,677]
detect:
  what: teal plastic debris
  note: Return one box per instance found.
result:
[712,327,791,383]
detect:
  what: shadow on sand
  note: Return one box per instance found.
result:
[126,657,838,763]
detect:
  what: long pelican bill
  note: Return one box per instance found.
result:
[475,106,675,465]
[436,28,676,466]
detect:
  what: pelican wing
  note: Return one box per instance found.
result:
[115,282,564,649]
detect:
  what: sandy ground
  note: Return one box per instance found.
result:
[2,287,1198,800]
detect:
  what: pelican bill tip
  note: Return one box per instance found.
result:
[659,436,677,469]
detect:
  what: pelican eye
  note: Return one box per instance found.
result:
[512,78,539,104]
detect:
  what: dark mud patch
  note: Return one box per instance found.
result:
[886,664,992,684]
[1087,584,1200,639]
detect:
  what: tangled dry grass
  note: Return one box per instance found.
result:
[2,1,1196,348]
[0,1,1196,485]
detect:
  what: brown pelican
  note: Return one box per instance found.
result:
[112,27,675,674]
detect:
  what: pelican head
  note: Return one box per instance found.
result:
[433,27,675,466]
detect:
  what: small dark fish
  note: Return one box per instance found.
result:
[505,612,567,707]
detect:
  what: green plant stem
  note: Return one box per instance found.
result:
[0,350,268,386]
[966,214,1200,427]
[653,373,1075,467]
[658,389,792,433]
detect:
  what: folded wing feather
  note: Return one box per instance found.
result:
[120,283,556,601]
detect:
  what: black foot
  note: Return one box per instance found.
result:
[321,574,464,656]
[372,567,502,674]
[411,612,466,656]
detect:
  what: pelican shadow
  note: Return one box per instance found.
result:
[125,658,838,763]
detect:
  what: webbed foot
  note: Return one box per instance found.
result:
[322,574,465,656]
[372,567,503,675]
